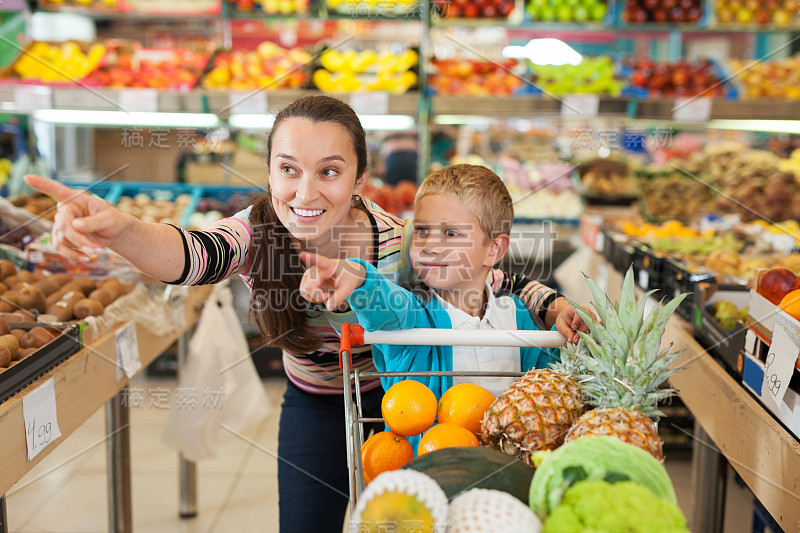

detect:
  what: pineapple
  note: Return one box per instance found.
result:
[554,267,687,461]
[479,369,583,466]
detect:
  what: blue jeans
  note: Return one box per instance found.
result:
[278,380,384,533]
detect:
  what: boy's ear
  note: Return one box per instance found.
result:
[484,233,510,267]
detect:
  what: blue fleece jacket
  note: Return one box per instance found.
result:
[345,259,559,401]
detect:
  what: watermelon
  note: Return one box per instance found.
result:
[401,446,534,504]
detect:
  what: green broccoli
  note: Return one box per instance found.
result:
[543,480,689,533]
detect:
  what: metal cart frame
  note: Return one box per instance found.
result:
[338,323,566,515]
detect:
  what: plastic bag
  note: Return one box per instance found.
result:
[82,283,187,344]
[162,280,272,461]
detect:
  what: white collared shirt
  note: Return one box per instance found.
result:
[432,283,520,396]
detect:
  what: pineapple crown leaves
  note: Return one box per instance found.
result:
[554,267,687,419]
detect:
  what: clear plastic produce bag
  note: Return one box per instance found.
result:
[162,280,272,461]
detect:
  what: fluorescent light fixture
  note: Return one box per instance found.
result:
[32,109,220,128]
[228,114,276,130]
[358,115,415,131]
[707,119,800,134]
[502,38,583,66]
[229,114,414,131]
[434,115,493,127]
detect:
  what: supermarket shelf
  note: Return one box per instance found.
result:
[0,87,422,117]
[432,94,631,117]
[567,253,800,533]
[36,6,224,20]
[4,85,800,123]
[229,10,422,21]
[431,18,800,33]
[0,284,212,496]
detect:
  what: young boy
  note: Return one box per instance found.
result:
[299,164,587,400]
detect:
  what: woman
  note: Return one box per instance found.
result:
[26,95,586,532]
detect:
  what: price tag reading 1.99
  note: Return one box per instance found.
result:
[22,378,62,461]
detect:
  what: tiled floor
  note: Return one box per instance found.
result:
[6,375,762,533]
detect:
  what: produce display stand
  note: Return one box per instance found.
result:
[0,284,212,533]
[338,323,567,515]
[562,251,800,533]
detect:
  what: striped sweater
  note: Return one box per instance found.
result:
[168,197,557,394]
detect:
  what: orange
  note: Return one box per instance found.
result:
[360,431,414,484]
[417,422,480,455]
[437,383,495,435]
[780,289,800,321]
[381,380,438,437]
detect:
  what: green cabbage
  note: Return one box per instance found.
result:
[529,436,677,519]
[543,480,689,533]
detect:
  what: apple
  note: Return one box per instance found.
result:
[556,4,573,21]
[758,268,800,305]
[590,3,607,19]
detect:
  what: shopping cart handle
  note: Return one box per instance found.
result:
[362,329,566,347]
[338,325,566,369]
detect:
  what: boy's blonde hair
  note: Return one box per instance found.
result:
[416,164,513,242]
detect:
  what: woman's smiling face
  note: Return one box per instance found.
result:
[269,117,365,247]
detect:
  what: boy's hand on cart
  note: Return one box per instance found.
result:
[24,174,132,263]
[299,252,367,311]
[556,305,595,344]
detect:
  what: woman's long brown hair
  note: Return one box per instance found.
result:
[248,95,368,354]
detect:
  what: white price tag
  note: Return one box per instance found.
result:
[116,322,141,380]
[14,86,53,113]
[595,231,605,254]
[638,269,650,289]
[761,313,800,409]
[22,378,62,461]
[561,94,599,118]
[672,97,712,123]
[596,262,608,292]
[118,89,158,113]
[227,91,268,115]
[348,92,389,115]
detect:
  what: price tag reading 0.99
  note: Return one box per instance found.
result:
[26,418,54,453]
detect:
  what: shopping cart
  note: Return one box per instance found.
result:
[338,323,567,514]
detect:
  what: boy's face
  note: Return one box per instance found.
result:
[410,194,503,294]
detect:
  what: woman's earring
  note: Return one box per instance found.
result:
[351,194,361,207]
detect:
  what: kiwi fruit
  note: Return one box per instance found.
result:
[0,282,7,294]
[0,317,9,336]
[0,259,16,280]
[31,270,46,282]
[12,309,36,322]
[100,278,123,298]
[10,329,25,340]
[18,347,36,359]
[3,276,23,289]
[16,270,34,283]
[46,302,73,322]
[63,291,84,307]
[47,289,67,305]
[18,286,47,313]
[60,281,84,296]
[0,345,10,367]
[0,334,19,360]
[74,278,98,297]
[34,279,60,296]
[20,327,53,350]
[2,289,19,306]
[74,299,104,319]
[88,288,114,307]
[48,273,73,287]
